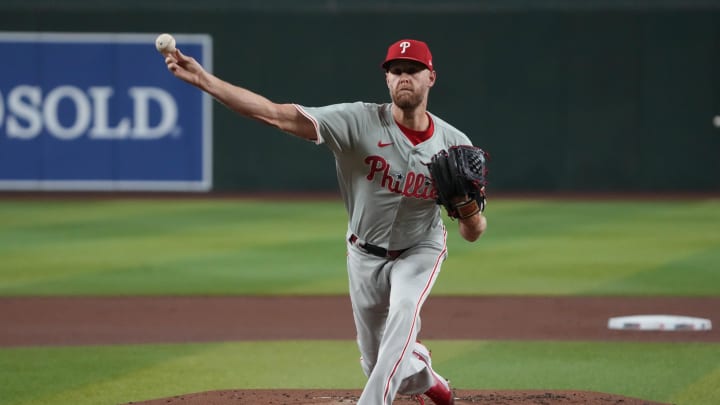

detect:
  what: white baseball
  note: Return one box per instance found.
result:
[155,33,176,54]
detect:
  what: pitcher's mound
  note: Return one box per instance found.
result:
[125,389,670,404]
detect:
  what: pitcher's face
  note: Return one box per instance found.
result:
[386,61,436,109]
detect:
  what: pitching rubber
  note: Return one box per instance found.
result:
[608,314,712,331]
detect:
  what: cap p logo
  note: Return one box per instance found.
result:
[381,39,433,70]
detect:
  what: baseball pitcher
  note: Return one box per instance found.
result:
[162,38,488,405]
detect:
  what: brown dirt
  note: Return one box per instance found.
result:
[2,295,717,404]
[1,296,717,346]
[123,389,670,404]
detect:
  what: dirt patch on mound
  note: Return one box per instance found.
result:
[123,389,670,404]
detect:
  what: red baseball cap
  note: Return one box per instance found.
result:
[381,39,434,71]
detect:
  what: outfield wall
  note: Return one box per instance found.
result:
[1,1,719,192]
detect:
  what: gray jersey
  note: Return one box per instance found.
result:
[296,102,473,250]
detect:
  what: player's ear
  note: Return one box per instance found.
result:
[427,70,437,87]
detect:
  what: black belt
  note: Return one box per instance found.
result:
[349,234,408,260]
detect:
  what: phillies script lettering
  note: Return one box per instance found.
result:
[365,155,436,200]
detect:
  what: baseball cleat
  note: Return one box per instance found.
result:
[423,371,455,405]
[413,341,455,405]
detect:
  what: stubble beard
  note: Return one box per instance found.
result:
[391,88,423,110]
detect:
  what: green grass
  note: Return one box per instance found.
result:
[0,340,718,405]
[443,198,720,295]
[0,198,718,296]
[0,199,347,295]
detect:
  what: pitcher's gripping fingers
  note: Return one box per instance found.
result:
[165,49,207,88]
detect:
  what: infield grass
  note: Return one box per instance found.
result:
[1,340,718,405]
[0,198,718,296]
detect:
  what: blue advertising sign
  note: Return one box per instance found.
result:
[0,32,212,191]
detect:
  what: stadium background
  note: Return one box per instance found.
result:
[1,0,718,193]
